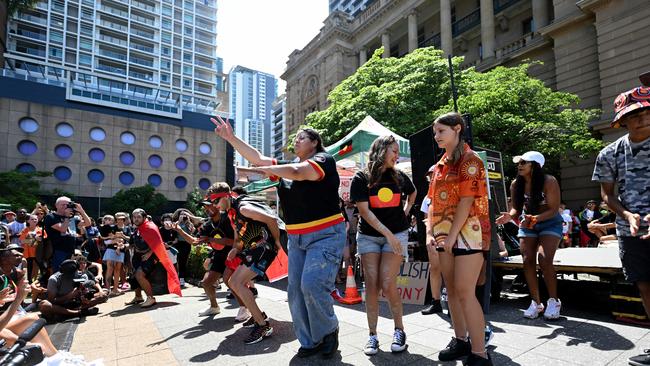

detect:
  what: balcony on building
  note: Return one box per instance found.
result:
[98,3,129,20]
[130,24,157,42]
[97,31,128,48]
[130,40,155,55]
[131,0,156,12]
[96,59,127,76]
[97,45,128,62]
[12,40,46,58]
[129,53,155,68]
[195,45,215,57]
[14,11,48,27]
[97,16,128,33]
[128,65,155,82]
[10,25,47,42]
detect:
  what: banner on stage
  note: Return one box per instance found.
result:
[379,261,430,305]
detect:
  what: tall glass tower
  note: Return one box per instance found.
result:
[229,65,277,166]
[4,0,225,118]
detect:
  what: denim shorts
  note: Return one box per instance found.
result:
[356,230,408,257]
[102,248,125,263]
[517,213,563,239]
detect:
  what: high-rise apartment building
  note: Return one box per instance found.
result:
[4,0,225,118]
[271,94,286,160]
[1,0,233,208]
[229,66,277,166]
[329,0,376,16]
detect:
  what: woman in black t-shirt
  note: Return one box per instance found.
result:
[212,116,345,358]
[350,135,416,355]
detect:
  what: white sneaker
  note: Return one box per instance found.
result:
[523,300,544,319]
[198,306,221,317]
[235,306,251,322]
[544,298,561,320]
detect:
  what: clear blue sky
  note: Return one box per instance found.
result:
[217,0,329,93]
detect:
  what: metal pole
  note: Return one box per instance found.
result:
[448,55,458,113]
[97,183,102,218]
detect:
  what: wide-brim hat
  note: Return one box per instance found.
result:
[612,86,650,128]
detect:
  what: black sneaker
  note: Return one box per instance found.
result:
[244,321,273,344]
[464,352,493,366]
[250,287,258,297]
[629,349,650,366]
[363,334,379,355]
[438,337,471,361]
[390,328,407,353]
[421,299,443,315]
[226,291,234,300]
[297,344,322,358]
[320,327,339,359]
[80,307,99,316]
[242,312,269,328]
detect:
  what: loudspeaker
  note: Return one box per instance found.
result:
[409,126,440,257]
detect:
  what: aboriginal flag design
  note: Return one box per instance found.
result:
[369,187,401,208]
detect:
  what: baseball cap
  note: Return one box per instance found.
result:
[513,151,545,167]
[612,86,650,128]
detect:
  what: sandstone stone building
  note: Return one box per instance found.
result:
[281,0,650,208]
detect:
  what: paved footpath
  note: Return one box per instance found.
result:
[66,281,650,365]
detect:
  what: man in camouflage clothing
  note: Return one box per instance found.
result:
[592,85,650,366]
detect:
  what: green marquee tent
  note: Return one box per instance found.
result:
[244,115,410,193]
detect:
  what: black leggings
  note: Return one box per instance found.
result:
[174,241,192,278]
[26,258,37,283]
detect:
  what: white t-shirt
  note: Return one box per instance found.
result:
[584,209,594,221]
[561,210,572,234]
[420,196,430,214]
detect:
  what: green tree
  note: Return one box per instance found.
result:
[306,47,602,178]
[0,170,50,210]
[186,188,206,217]
[108,184,167,217]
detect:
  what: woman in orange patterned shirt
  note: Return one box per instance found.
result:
[426,113,492,366]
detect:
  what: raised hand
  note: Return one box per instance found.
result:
[210,115,234,142]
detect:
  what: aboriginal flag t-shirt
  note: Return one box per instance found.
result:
[350,169,415,237]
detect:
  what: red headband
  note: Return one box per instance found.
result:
[203,191,238,203]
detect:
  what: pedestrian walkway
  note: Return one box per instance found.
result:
[67,282,650,365]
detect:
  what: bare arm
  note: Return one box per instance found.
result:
[256,162,321,182]
[172,223,202,245]
[600,182,643,236]
[404,190,417,217]
[75,204,91,228]
[211,115,274,166]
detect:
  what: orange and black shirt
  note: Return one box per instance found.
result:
[275,152,344,235]
[350,169,415,237]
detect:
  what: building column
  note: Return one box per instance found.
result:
[381,32,391,58]
[440,0,453,56]
[479,0,495,60]
[359,48,367,66]
[408,11,418,52]
[532,0,549,30]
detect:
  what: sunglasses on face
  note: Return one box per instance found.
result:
[517,161,531,166]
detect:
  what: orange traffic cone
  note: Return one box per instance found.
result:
[338,266,362,305]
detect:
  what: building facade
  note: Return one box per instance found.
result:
[4,0,226,117]
[329,0,377,16]
[0,0,233,208]
[271,94,286,160]
[282,0,650,208]
[229,66,278,166]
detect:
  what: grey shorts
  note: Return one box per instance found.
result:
[356,230,408,257]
